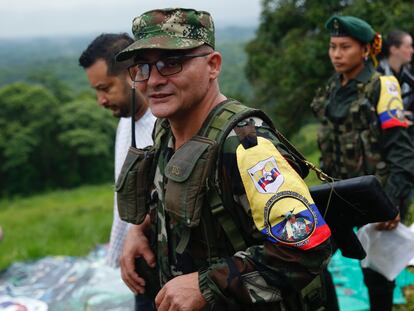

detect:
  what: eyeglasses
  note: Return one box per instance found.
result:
[128,52,212,82]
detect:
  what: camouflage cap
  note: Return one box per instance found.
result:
[116,8,215,61]
[325,15,375,43]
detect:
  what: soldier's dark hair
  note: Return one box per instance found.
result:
[79,33,133,76]
[383,30,411,57]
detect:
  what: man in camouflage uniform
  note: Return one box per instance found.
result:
[311,15,414,311]
[117,8,332,310]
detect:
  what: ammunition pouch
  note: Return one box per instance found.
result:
[164,135,218,228]
[115,146,155,224]
[338,131,363,175]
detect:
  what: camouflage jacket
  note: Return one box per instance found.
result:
[149,102,332,310]
[311,64,414,211]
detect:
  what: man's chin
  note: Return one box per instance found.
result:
[112,111,121,118]
[333,66,345,73]
[113,110,131,118]
[149,107,172,119]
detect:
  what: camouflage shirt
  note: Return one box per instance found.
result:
[148,115,331,310]
[312,64,414,216]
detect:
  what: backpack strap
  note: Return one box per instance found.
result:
[198,99,312,252]
[199,100,255,252]
[152,118,169,148]
[153,99,318,253]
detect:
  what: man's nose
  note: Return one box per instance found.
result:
[332,49,341,58]
[97,93,109,107]
[147,64,167,87]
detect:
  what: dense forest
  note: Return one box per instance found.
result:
[246,0,414,136]
[0,27,255,196]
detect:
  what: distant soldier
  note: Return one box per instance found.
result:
[378,30,414,140]
[117,7,332,310]
[311,15,414,311]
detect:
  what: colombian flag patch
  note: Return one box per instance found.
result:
[377,76,408,129]
[237,137,331,250]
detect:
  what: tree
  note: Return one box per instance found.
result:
[0,83,117,195]
[27,70,73,103]
[56,97,117,186]
[0,82,59,195]
[246,0,414,137]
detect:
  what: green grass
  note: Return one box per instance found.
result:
[0,184,114,270]
[290,123,322,186]
[395,284,414,311]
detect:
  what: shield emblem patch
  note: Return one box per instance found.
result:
[248,156,284,194]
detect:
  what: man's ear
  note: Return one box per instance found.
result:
[207,51,222,80]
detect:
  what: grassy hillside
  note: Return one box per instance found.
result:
[0,125,317,271]
[0,184,113,270]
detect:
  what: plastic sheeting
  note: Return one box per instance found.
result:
[0,246,134,311]
[329,251,414,311]
[1,245,413,310]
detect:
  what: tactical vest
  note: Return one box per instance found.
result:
[310,72,387,181]
[116,99,323,311]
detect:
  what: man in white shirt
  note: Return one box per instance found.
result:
[79,33,156,310]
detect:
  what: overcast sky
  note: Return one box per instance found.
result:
[0,0,262,39]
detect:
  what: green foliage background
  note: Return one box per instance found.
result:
[0,82,116,196]
[0,28,255,196]
[246,0,414,137]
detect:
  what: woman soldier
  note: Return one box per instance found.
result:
[311,15,414,311]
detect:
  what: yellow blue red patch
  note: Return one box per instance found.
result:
[237,137,331,250]
[377,76,408,129]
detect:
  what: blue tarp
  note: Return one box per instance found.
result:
[1,246,413,310]
[329,251,414,311]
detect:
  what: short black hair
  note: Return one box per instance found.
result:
[79,33,134,75]
[383,29,411,57]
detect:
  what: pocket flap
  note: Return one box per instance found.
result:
[115,147,145,191]
[165,136,216,183]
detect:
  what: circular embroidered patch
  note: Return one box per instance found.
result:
[264,191,317,245]
[386,96,405,121]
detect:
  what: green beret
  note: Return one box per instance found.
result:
[325,15,375,43]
